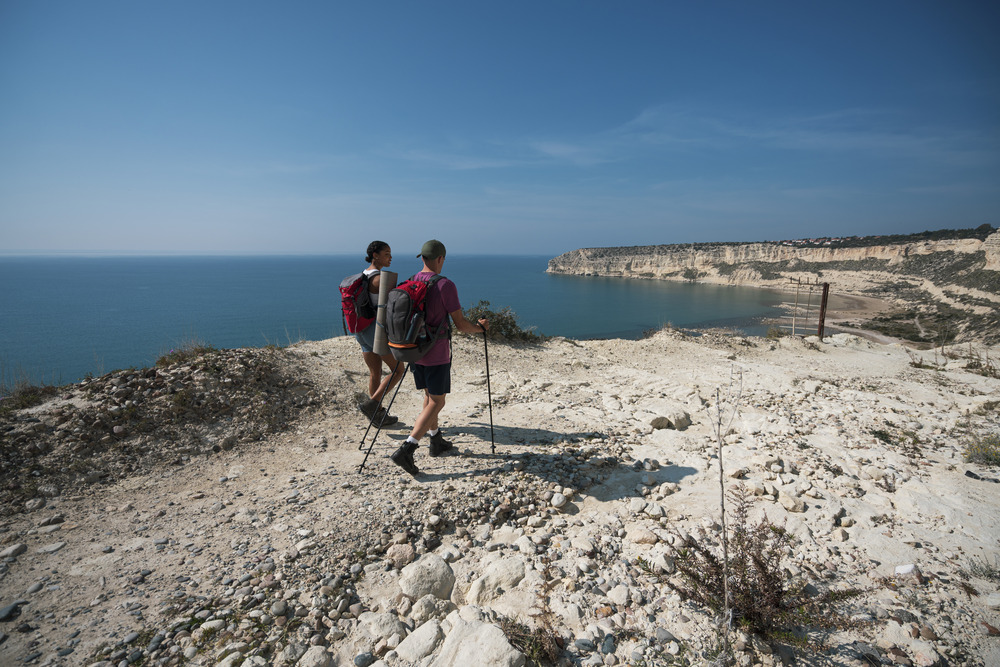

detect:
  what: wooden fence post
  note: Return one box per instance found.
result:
[817,282,830,340]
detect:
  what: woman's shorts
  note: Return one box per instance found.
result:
[354,321,376,353]
[412,362,451,395]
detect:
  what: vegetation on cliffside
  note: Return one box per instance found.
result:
[569,224,996,254]
[815,223,996,248]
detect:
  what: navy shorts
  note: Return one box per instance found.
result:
[412,362,451,395]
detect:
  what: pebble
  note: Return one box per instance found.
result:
[0,544,27,559]
[0,601,27,622]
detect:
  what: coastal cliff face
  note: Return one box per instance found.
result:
[548,234,998,280]
[984,231,1000,271]
[548,231,1000,343]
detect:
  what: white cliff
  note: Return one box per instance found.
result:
[548,230,1000,343]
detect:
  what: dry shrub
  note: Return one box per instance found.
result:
[156,340,217,367]
[497,556,563,665]
[497,616,562,666]
[647,490,865,644]
[964,432,1000,466]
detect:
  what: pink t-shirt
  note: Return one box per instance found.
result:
[412,271,460,366]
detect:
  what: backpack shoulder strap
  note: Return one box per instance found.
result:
[426,275,451,337]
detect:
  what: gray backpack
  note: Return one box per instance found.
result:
[384,275,450,362]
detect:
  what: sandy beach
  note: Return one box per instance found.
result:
[2,328,999,666]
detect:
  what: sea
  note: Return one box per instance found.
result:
[0,255,788,387]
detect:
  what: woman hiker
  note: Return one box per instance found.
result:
[355,241,405,426]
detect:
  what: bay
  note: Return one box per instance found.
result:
[0,254,785,386]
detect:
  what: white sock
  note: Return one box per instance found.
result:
[406,436,419,445]
[428,429,439,437]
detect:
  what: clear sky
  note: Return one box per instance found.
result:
[2,1,998,256]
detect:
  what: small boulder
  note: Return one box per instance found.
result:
[650,409,691,431]
[357,612,407,642]
[386,544,416,569]
[431,614,525,667]
[894,564,924,585]
[400,554,455,601]
[777,492,805,513]
[466,557,526,606]
[395,620,443,663]
[296,646,331,667]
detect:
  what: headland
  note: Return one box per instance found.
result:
[548,227,1000,345]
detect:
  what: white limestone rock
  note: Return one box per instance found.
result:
[430,613,525,667]
[395,620,443,663]
[400,553,456,601]
[466,557,526,606]
[357,611,408,642]
[410,594,457,625]
[777,492,806,513]
[296,645,332,667]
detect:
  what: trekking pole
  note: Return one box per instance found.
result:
[357,359,404,451]
[483,330,495,455]
[358,363,409,473]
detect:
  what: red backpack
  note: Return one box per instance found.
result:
[339,272,377,334]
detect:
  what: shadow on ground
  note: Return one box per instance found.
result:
[353,421,698,504]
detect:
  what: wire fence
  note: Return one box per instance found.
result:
[774,279,831,339]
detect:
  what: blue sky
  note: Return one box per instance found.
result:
[1,1,998,256]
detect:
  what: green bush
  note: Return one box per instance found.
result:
[765,326,787,339]
[964,432,1000,466]
[464,300,544,342]
[642,322,680,339]
[157,342,217,367]
[0,382,58,419]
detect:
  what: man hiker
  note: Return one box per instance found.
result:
[390,239,488,475]
[355,241,404,426]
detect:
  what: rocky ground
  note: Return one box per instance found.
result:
[1,330,999,667]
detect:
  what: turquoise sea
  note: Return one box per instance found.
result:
[0,255,787,386]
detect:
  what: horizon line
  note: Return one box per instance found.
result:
[0,250,560,258]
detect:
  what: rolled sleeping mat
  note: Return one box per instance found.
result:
[372,269,397,356]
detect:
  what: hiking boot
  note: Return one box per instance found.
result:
[373,407,398,426]
[390,442,420,475]
[358,399,398,426]
[429,431,454,457]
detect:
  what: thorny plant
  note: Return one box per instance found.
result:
[637,368,868,663]
[961,343,999,379]
[497,554,563,665]
[962,553,1000,583]
[643,490,866,659]
[908,342,999,379]
[705,367,744,662]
